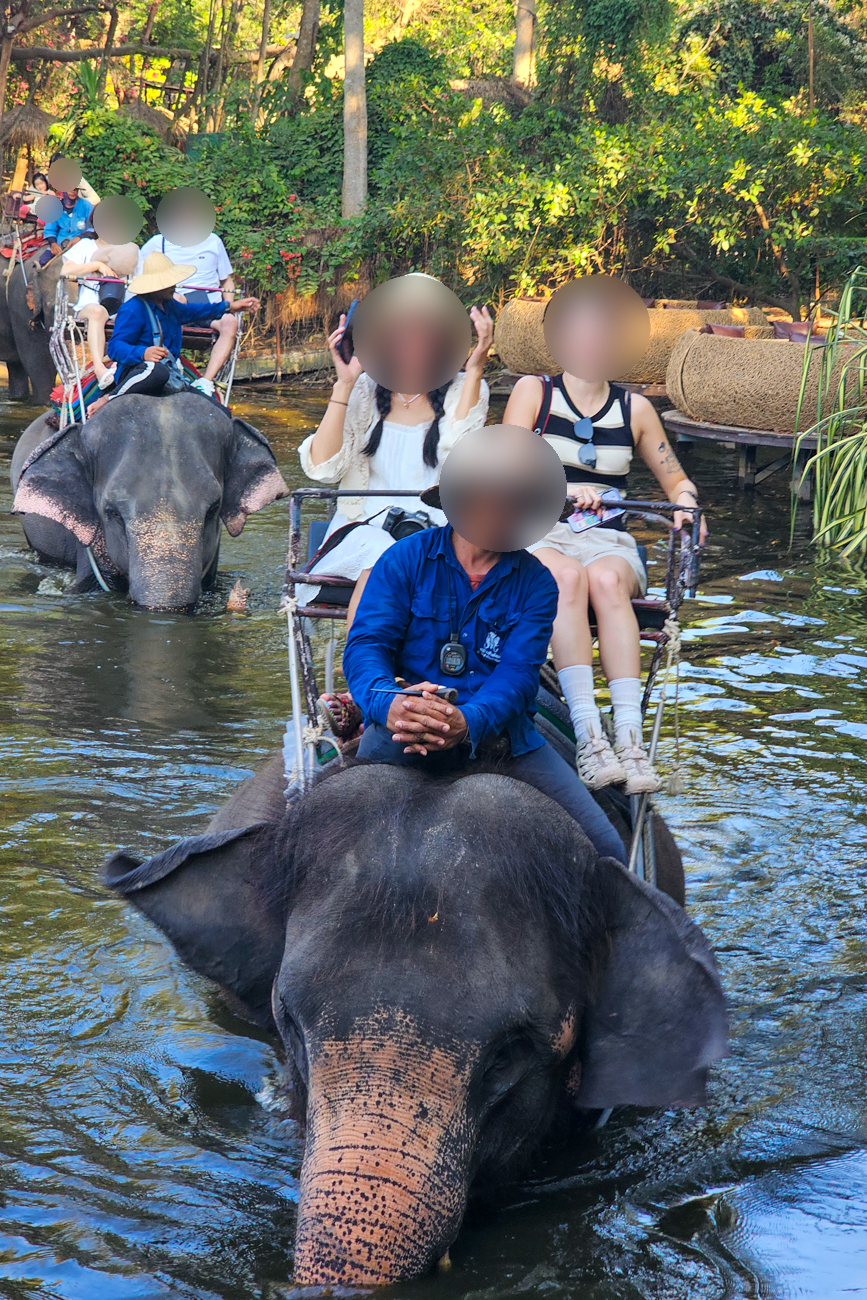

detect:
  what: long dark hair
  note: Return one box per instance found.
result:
[362,384,450,468]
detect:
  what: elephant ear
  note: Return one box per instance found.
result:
[221,418,288,537]
[12,422,99,545]
[104,823,286,1027]
[572,859,728,1110]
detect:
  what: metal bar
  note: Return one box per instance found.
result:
[627,692,667,875]
[286,604,307,793]
[325,632,336,695]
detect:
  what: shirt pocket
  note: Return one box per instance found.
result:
[475,604,522,664]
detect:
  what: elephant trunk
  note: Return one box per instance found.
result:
[293,1025,474,1288]
[125,516,206,610]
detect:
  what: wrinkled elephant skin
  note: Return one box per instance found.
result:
[11,393,288,608]
[0,253,61,403]
[105,763,728,1288]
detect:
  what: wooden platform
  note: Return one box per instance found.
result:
[662,408,816,498]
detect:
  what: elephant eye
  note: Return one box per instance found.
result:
[481,1032,537,1101]
[205,500,221,522]
[104,505,124,527]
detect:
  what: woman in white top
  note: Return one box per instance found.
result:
[298,300,493,621]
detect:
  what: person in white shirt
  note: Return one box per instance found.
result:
[135,231,238,397]
[61,237,138,385]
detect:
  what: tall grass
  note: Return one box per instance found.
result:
[794,267,867,554]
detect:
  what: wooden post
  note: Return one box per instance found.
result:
[342,0,367,217]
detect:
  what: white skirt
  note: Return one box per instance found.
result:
[528,522,648,595]
[294,522,397,606]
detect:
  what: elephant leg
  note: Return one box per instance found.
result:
[202,541,221,590]
[6,357,30,400]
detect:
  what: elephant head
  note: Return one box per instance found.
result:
[12,393,288,608]
[105,765,727,1287]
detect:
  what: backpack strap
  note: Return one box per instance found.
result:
[533,375,555,436]
[141,298,163,349]
[618,385,634,443]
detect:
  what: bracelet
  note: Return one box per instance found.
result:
[680,490,698,501]
[329,399,349,407]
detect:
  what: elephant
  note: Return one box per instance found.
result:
[105,753,727,1288]
[11,392,289,608]
[0,248,62,403]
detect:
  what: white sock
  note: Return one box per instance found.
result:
[609,677,644,744]
[558,664,602,741]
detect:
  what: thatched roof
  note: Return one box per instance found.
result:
[0,103,56,149]
[120,99,186,145]
[450,77,531,109]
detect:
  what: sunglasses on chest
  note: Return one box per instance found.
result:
[573,415,597,467]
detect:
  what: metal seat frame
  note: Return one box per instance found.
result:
[49,278,246,427]
[283,489,702,808]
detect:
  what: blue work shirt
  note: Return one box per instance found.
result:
[107,294,228,368]
[343,526,559,756]
[44,196,93,244]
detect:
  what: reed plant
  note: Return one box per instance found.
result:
[794,267,867,554]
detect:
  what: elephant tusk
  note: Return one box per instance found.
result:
[85,545,112,593]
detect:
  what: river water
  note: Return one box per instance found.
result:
[1,387,866,1300]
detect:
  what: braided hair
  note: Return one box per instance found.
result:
[363,383,451,468]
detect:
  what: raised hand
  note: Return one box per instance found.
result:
[466,305,494,374]
[327,314,363,388]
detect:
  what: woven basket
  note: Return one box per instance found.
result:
[666,329,860,432]
[493,298,772,384]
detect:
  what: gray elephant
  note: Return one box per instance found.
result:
[11,392,288,608]
[0,249,61,403]
[106,755,727,1288]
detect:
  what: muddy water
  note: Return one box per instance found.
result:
[1,388,866,1300]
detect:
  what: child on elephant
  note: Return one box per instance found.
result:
[60,238,139,387]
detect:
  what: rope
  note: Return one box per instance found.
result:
[85,545,112,592]
[659,616,684,795]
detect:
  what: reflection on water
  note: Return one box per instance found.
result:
[1,388,867,1299]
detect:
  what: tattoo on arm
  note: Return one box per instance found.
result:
[656,440,681,472]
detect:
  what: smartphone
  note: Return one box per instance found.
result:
[335,298,358,364]
[567,487,625,534]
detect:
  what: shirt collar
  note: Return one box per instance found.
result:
[434,525,519,587]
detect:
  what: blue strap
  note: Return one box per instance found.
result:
[141,298,163,349]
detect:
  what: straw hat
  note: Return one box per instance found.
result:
[128,250,195,296]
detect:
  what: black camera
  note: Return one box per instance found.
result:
[383,507,433,541]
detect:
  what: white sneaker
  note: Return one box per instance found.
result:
[97,365,116,390]
[576,720,627,790]
[614,729,662,795]
[190,376,216,397]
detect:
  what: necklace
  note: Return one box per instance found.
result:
[395,392,422,408]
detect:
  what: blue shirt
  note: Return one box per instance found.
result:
[44,196,93,244]
[343,526,559,756]
[106,294,228,367]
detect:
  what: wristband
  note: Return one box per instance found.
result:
[329,399,349,407]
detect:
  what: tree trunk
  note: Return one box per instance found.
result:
[285,0,320,94]
[249,0,272,124]
[512,0,536,88]
[0,35,14,143]
[97,6,119,99]
[342,0,367,218]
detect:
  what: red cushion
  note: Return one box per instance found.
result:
[699,323,745,337]
[773,320,823,342]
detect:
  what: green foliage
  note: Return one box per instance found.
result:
[53,109,188,216]
[794,268,867,554]
[673,0,867,105]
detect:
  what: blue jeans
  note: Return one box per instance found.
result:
[357,723,627,864]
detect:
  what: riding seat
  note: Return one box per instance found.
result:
[296,521,670,631]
